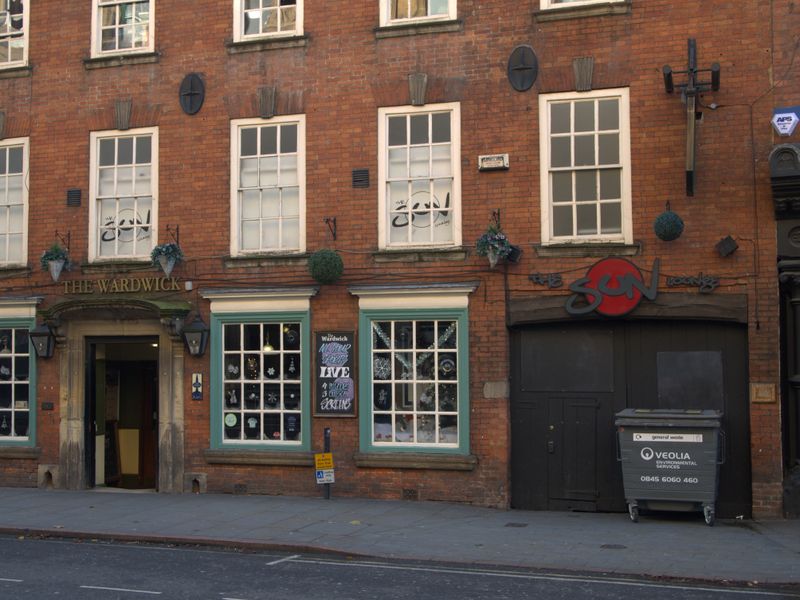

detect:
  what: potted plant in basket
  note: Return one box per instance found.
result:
[475,223,512,268]
[151,242,184,277]
[40,243,70,282]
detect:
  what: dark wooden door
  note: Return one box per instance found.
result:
[511,324,626,512]
[511,320,751,517]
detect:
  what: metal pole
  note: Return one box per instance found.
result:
[324,427,331,500]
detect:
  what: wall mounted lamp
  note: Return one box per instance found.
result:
[30,324,56,358]
[182,317,209,357]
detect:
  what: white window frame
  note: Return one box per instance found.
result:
[233,0,303,42]
[379,0,456,26]
[539,0,625,9]
[0,137,28,267]
[0,0,29,69]
[539,88,631,245]
[91,0,155,58]
[230,115,306,257]
[377,102,461,250]
[88,127,159,262]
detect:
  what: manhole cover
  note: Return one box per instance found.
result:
[504,522,528,528]
[600,544,627,550]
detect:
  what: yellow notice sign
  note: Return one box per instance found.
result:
[315,452,334,470]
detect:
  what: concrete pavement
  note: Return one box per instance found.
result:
[0,487,798,587]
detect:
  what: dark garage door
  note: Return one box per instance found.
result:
[510,320,751,518]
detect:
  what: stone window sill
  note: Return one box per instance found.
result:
[0,446,41,459]
[204,448,314,466]
[375,19,462,39]
[373,246,468,263]
[224,253,309,269]
[226,35,308,54]
[0,65,32,79]
[534,242,640,258]
[83,51,160,70]
[80,260,154,275]
[534,1,631,22]
[0,266,31,276]
[354,451,477,471]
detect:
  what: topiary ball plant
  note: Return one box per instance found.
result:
[654,208,685,242]
[308,249,344,284]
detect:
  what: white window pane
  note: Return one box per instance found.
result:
[552,172,572,203]
[439,416,457,444]
[134,165,151,194]
[259,156,278,187]
[118,25,133,49]
[244,10,260,34]
[116,166,133,195]
[598,133,619,165]
[431,144,451,177]
[551,103,570,134]
[600,168,621,200]
[389,213,408,243]
[574,101,595,132]
[0,42,8,63]
[282,217,300,248]
[99,234,116,257]
[6,175,21,204]
[117,236,134,256]
[388,117,406,146]
[8,38,22,62]
[261,188,281,218]
[241,190,260,219]
[263,8,278,33]
[410,115,428,144]
[576,204,597,235]
[133,24,148,47]
[0,209,7,231]
[430,0,449,14]
[282,187,299,217]
[432,189,453,243]
[6,234,20,262]
[8,204,21,231]
[100,198,116,224]
[98,168,115,196]
[280,6,296,30]
[99,139,115,166]
[411,210,432,243]
[101,28,115,51]
[241,128,258,156]
[135,136,151,163]
[279,155,298,186]
[551,137,571,168]
[575,170,597,202]
[553,205,573,237]
[600,202,622,234]
[409,146,430,178]
[7,147,22,173]
[261,219,279,248]
[0,235,8,261]
[599,99,619,130]
[388,148,407,179]
[240,158,258,187]
[101,7,116,27]
[241,220,260,249]
[119,3,133,24]
[117,137,133,164]
[431,113,450,143]
[574,135,595,166]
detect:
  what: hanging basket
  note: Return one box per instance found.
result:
[157,254,177,277]
[308,249,344,284]
[654,209,685,241]
[47,259,66,283]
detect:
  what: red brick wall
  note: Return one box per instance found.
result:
[0,1,787,514]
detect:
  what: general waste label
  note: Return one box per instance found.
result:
[632,432,703,443]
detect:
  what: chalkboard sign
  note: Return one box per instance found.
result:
[314,331,356,417]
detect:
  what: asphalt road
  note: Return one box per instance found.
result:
[0,536,796,600]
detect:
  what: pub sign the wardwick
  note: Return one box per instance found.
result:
[314,332,356,417]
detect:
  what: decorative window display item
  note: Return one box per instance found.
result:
[221,321,302,443]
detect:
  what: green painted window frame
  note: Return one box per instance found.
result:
[0,318,36,447]
[358,307,469,454]
[210,310,311,451]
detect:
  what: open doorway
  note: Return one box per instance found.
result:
[86,338,159,490]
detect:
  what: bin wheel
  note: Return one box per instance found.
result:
[628,504,639,523]
[703,506,715,527]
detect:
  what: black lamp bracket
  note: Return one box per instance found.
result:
[166,224,180,246]
[324,217,337,241]
[54,230,70,252]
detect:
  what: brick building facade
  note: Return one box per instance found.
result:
[0,0,795,519]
